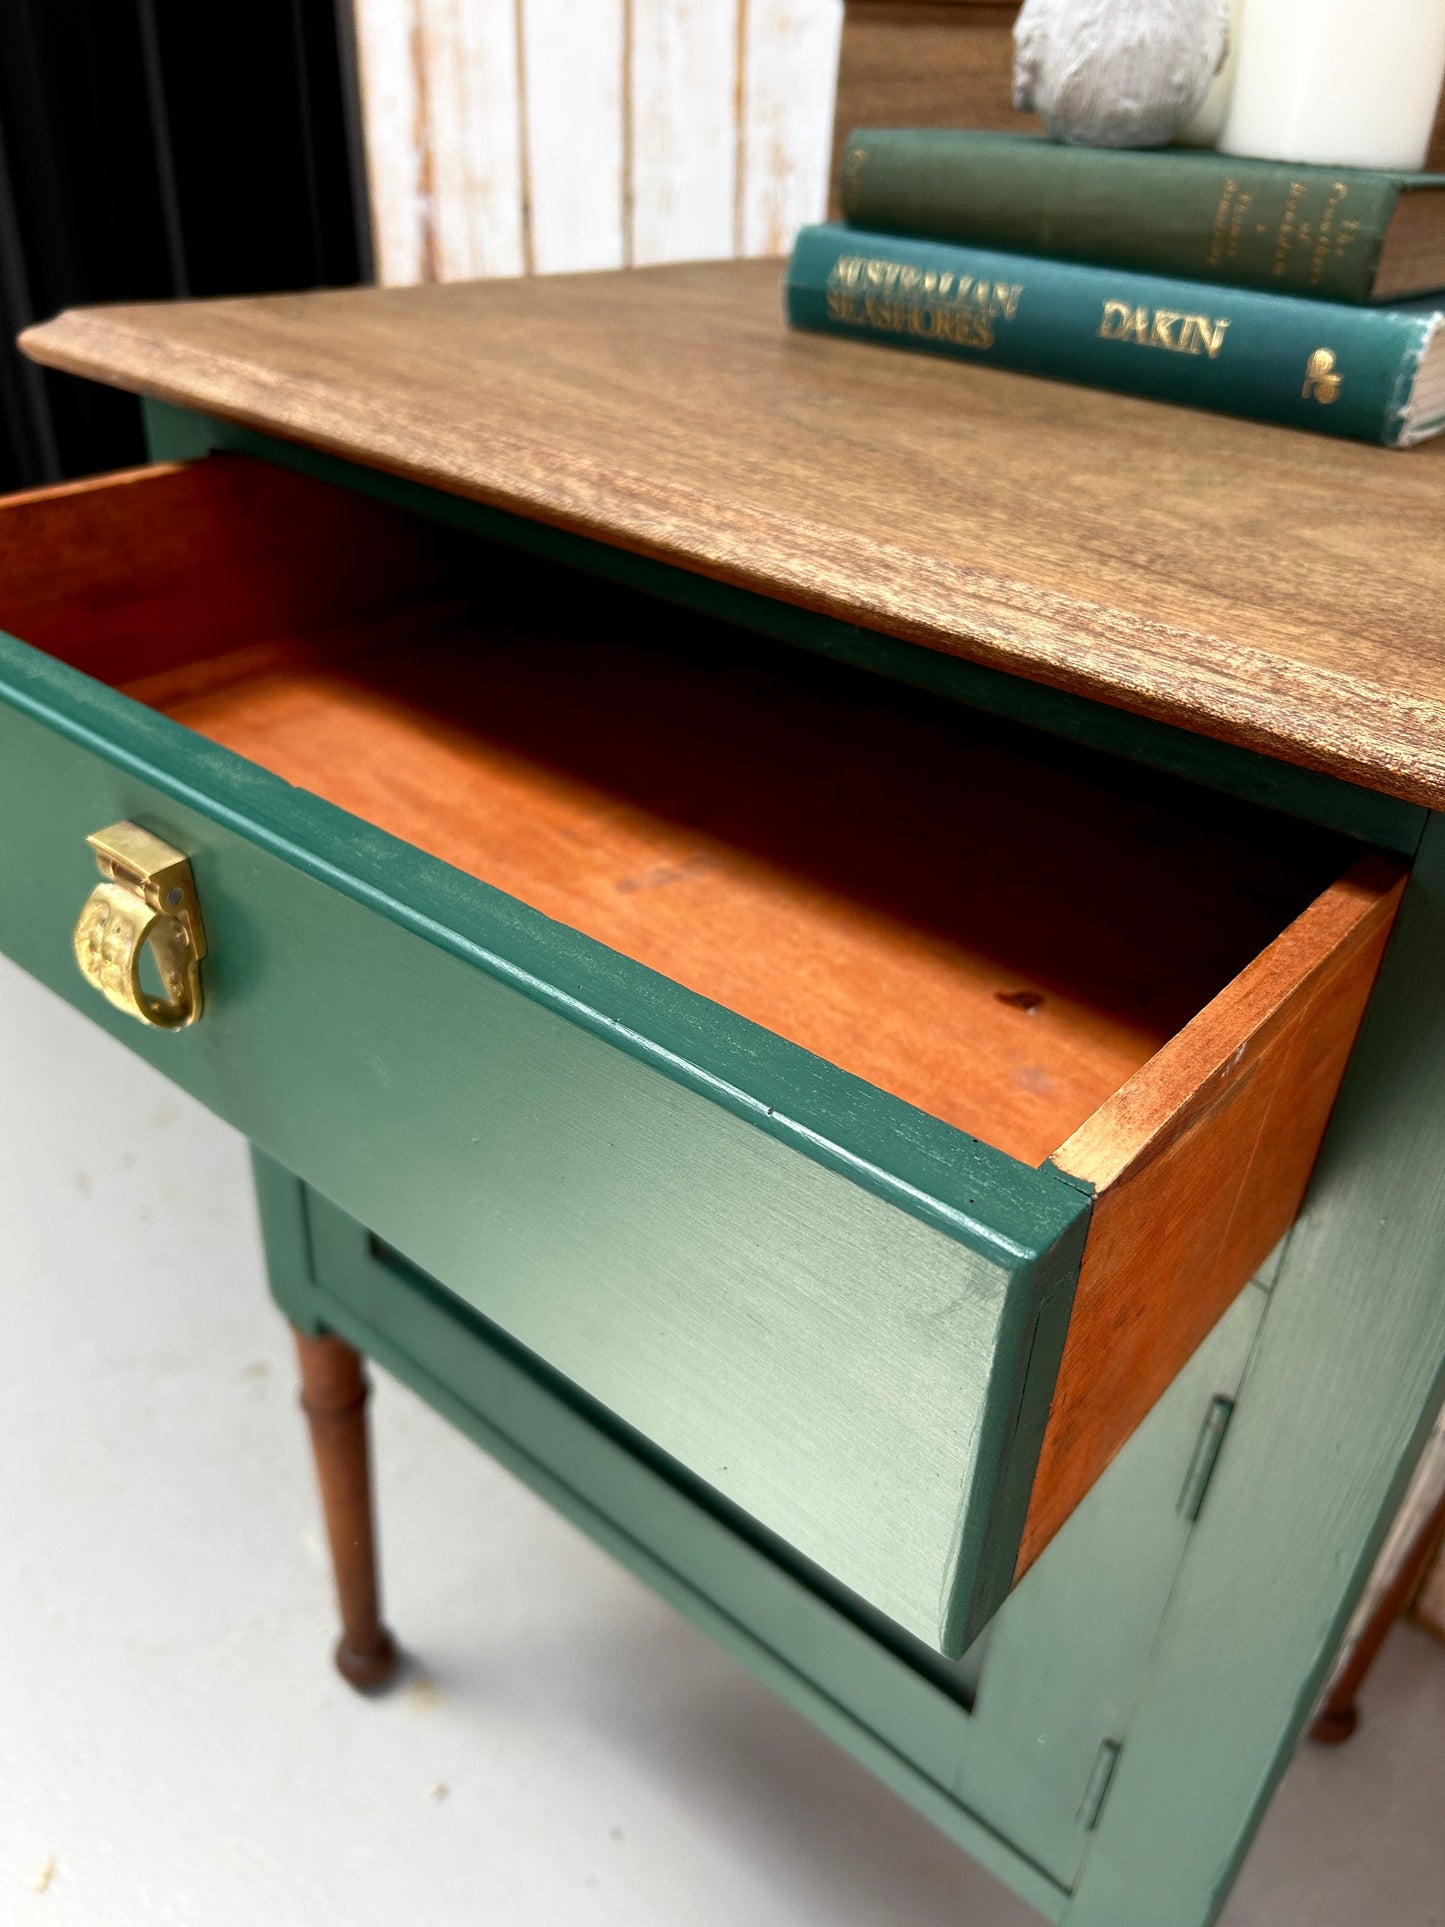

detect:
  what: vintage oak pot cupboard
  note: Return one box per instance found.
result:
[7,255,1445,1926]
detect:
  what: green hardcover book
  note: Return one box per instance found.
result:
[840,130,1445,306]
[785,223,1445,446]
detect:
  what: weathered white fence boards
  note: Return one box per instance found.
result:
[630,0,738,265]
[350,0,842,285]
[738,0,847,256]
[522,0,628,272]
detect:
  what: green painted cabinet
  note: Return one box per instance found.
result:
[1,288,1442,1927]
[259,1158,1272,1914]
[0,430,1387,1670]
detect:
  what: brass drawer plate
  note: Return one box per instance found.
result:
[73,819,207,1030]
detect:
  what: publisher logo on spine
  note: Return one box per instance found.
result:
[1302,350,1343,403]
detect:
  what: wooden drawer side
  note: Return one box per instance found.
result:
[1024,853,1407,1572]
[0,457,462,688]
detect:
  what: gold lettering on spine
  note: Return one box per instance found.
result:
[841,144,868,218]
[1206,179,1255,269]
[1183,314,1230,358]
[1098,299,1132,341]
[824,254,1024,353]
[1208,179,1237,268]
[1272,180,1308,277]
[1308,182,1356,287]
[1098,299,1230,359]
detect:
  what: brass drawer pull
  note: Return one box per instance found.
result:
[73,821,208,1030]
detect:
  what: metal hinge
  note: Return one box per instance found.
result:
[1177,1395,1236,1524]
[1077,1738,1122,1833]
[1074,1399,1237,1840]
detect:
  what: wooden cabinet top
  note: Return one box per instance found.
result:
[22,258,1445,808]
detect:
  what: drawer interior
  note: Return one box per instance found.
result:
[1,457,1364,1165]
[142,620,1353,1170]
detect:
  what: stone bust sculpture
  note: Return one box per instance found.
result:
[1014,0,1231,147]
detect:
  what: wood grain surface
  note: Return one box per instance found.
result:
[23,261,1445,807]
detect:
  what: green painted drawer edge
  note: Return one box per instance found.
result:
[0,628,1075,1260]
[256,1155,1070,1926]
[146,399,1428,859]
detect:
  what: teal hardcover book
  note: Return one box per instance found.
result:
[785,223,1445,446]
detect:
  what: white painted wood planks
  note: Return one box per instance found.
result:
[630,0,740,265]
[350,0,842,286]
[738,0,843,257]
[522,0,628,272]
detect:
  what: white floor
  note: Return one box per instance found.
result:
[2,954,1442,1927]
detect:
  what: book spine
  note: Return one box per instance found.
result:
[840,131,1405,305]
[785,225,1435,446]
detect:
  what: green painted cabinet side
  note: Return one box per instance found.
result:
[267,1167,1068,1923]
[1066,812,1445,1927]
[956,1282,1266,1888]
[263,1163,1268,1910]
[144,399,1427,858]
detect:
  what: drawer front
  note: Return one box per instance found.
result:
[0,656,1085,1657]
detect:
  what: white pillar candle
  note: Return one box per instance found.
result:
[1178,0,1246,145]
[1220,0,1445,171]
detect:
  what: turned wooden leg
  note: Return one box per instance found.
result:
[293,1327,400,1693]
[1310,1482,1445,1744]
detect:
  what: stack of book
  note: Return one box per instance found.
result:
[785,131,1445,447]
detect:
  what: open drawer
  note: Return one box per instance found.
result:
[0,455,1406,1655]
